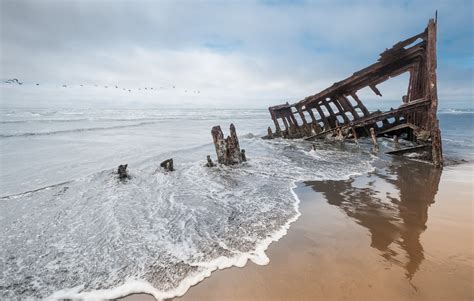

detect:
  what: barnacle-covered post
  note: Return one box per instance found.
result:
[211,126,227,164]
[211,124,243,165]
[227,124,242,164]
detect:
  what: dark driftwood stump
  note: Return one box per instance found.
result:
[206,155,215,167]
[267,126,273,139]
[211,124,244,165]
[118,164,128,180]
[160,158,174,171]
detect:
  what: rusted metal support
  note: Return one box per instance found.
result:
[268,107,281,135]
[426,18,443,167]
[265,17,442,166]
[351,127,359,144]
[350,93,370,117]
[335,127,344,141]
[386,144,430,155]
[370,128,379,152]
[394,135,401,150]
[370,84,382,97]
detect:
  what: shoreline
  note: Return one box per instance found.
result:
[123,160,473,301]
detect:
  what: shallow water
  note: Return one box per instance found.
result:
[0,107,472,300]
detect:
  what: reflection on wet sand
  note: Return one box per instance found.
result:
[307,160,442,281]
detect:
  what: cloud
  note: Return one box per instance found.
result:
[1,0,472,108]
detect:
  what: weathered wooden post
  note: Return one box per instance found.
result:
[267,126,273,139]
[118,164,128,180]
[227,124,241,164]
[211,124,243,165]
[393,135,400,150]
[160,158,174,171]
[370,128,379,152]
[206,155,215,167]
[351,127,359,144]
[335,127,344,141]
[211,126,227,164]
[241,149,247,162]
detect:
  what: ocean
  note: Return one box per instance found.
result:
[0,106,472,300]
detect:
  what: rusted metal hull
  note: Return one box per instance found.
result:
[267,18,442,166]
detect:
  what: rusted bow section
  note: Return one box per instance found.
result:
[266,18,443,167]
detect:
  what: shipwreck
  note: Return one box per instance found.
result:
[266,17,443,167]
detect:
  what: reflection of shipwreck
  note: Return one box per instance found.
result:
[266,18,443,166]
[308,160,441,280]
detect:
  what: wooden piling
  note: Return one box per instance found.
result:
[241,149,247,162]
[160,158,174,171]
[206,155,215,167]
[211,124,243,165]
[370,128,379,152]
[118,164,128,180]
[394,135,400,150]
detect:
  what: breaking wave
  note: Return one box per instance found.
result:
[438,108,474,114]
[0,121,161,138]
[0,136,375,300]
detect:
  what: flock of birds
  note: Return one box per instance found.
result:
[3,78,202,94]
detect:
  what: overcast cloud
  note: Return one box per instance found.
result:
[0,0,472,108]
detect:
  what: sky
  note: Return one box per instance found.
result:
[0,0,473,108]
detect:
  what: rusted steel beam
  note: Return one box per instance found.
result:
[369,84,382,97]
[266,18,442,166]
[314,104,331,130]
[338,95,359,119]
[386,144,430,155]
[306,107,323,134]
[370,128,379,152]
[350,93,370,116]
[426,18,443,166]
[268,107,282,135]
[304,98,430,140]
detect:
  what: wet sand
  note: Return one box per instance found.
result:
[124,159,473,301]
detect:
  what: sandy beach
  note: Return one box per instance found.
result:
[123,159,473,301]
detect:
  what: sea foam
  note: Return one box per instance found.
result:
[0,136,374,300]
